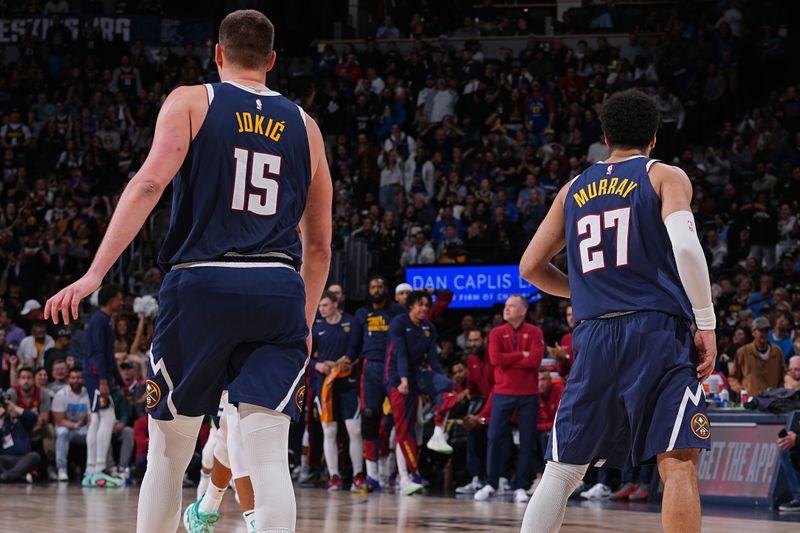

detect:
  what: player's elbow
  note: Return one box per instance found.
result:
[131,178,164,198]
[519,258,541,284]
[304,241,332,264]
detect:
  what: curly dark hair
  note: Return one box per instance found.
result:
[599,89,660,150]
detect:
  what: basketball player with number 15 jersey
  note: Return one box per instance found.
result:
[518,90,716,533]
[45,10,332,533]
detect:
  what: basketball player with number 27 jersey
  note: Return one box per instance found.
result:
[44,10,332,533]
[517,90,716,533]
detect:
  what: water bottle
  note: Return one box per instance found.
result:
[719,389,729,408]
[123,467,131,487]
[740,389,748,408]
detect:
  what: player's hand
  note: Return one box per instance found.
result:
[462,414,477,431]
[44,271,102,325]
[695,329,717,381]
[778,431,797,451]
[398,378,409,394]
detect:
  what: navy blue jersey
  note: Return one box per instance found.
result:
[158,81,311,270]
[83,310,123,385]
[347,302,407,363]
[386,313,442,387]
[563,155,692,323]
[313,313,354,363]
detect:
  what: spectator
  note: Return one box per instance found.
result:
[785,356,800,389]
[43,327,72,377]
[376,16,401,40]
[729,316,786,397]
[400,231,435,266]
[530,368,565,493]
[48,359,69,396]
[17,322,54,368]
[770,311,794,360]
[475,295,543,504]
[52,368,90,482]
[0,393,39,483]
[0,311,25,351]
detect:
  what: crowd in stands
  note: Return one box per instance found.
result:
[0,0,798,507]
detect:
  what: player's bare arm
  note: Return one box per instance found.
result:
[44,85,206,325]
[299,116,333,333]
[651,162,717,380]
[519,184,570,299]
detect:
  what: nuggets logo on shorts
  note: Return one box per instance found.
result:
[424,330,431,337]
[295,385,306,410]
[145,380,161,410]
[690,413,710,440]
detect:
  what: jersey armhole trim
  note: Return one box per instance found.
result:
[296,105,308,127]
[646,158,661,171]
[204,83,214,105]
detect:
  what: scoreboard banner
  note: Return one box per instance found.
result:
[405,265,540,309]
[0,15,213,45]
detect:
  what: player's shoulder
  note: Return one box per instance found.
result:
[165,83,207,103]
[647,160,691,196]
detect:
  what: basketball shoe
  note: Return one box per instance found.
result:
[351,473,367,493]
[426,426,453,455]
[183,497,221,532]
[328,474,343,492]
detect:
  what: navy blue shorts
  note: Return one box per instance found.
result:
[360,359,386,412]
[146,264,308,421]
[546,311,711,468]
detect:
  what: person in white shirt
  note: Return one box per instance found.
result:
[400,231,436,266]
[52,369,91,481]
[17,322,55,368]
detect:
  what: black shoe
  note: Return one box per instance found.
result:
[779,499,800,512]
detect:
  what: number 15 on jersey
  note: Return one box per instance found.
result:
[231,147,281,216]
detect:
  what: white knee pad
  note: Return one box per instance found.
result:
[202,425,218,470]
[214,409,230,469]
[225,400,248,478]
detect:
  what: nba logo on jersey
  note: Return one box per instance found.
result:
[256,98,262,111]
[606,164,614,175]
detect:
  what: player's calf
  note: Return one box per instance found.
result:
[657,448,700,533]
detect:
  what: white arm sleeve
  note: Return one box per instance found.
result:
[664,210,716,330]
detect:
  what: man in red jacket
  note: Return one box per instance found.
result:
[474,295,544,504]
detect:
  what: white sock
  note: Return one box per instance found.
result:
[378,454,391,480]
[94,407,115,472]
[238,403,295,533]
[224,400,249,478]
[136,415,203,533]
[86,412,99,474]
[199,480,226,513]
[344,419,363,475]
[366,460,378,480]
[520,462,589,533]
[197,471,211,501]
[243,509,255,530]
[322,422,339,477]
[395,444,410,481]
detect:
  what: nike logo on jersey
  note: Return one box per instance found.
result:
[406,328,413,332]
[318,331,326,336]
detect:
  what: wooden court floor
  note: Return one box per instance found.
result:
[0,484,798,532]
